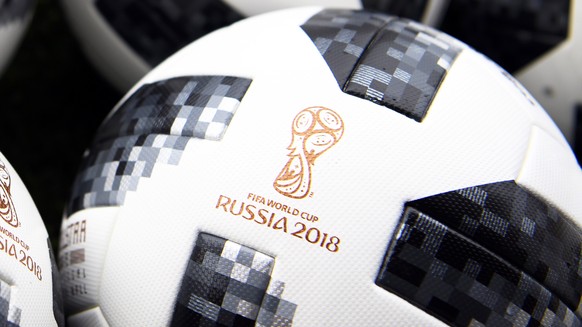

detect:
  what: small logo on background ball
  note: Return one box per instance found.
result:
[0,160,18,227]
[274,107,344,199]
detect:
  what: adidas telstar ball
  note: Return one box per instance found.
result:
[0,152,63,326]
[0,0,35,77]
[59,7,582,327]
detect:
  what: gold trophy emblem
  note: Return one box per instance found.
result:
[0,160,18,227]
[274,107,344,199]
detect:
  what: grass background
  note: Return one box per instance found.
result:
[0,0,121,245]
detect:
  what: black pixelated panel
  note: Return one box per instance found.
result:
[0,0,34,25]
[0,279,21,326]
[362,0,428,22]
[301,9,461,122]
[170,233,296,327]
[66,76,251,216]
[408,181,582,313]
[300,9,393,89]
[439,0,570,72]
[377,207,581,327]
[96,0,244,66]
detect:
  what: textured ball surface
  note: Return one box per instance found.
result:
[0,152,64,326]
[59,7,582,327]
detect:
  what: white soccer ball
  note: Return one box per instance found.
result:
[0,152,63,326]
[59,7,582,327]
[0,0,35,77]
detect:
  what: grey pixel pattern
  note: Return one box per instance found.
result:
[301,9,461,122]
[377,208,581,327]
[408,181,582,314]
[377,181,582,327]
[66,76,251,216]
[171,233,297,326]
[256,281,296,327]
[301,9,392,89]
[0,279,21,327]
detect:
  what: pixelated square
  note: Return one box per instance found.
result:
[302,10,461,122]
[171,233,297,326]
[67,76,251,215]
[230,263,251,283]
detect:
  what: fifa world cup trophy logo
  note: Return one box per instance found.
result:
[0,159,18,227]
[274,107,344,199]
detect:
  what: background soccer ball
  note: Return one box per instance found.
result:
[0,151,63,326]
[0,0,36,77]
[59,7,582,326]
[59,0,355,93]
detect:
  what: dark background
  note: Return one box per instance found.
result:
[0,0,121,244]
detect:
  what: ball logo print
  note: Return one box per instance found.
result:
[0,159,18,228]
[274,107,344,199]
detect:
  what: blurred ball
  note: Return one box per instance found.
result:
[59,0,360,92]
[0,0,35,77]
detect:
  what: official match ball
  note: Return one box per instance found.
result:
[0,152,63,326]
[0,0,35,77]
[59,7,582,327]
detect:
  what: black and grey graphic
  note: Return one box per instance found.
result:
[301,9,461,122]
[0,0,35,25]
[0,279,21,326]
[438,0,570,72]
[171,233,296,327]
[66,76,251,216]
[95,0,243,66]
[377,181,582,326]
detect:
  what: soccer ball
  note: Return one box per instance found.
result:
[61,0,582,157]
[0,152,64,326]
[0,0,35,77]
[59,7,582,326]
